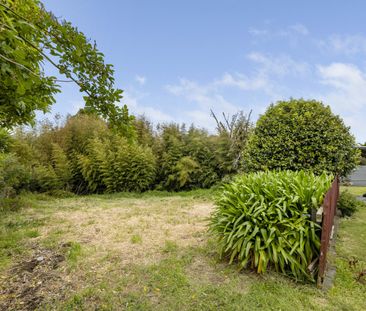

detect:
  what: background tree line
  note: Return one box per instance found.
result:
[1,98,362,203]
[0,110,252,197]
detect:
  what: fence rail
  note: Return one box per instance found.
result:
[317,177,339,287]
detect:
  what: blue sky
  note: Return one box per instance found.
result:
[42,0,366,142]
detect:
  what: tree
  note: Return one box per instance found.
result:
[0,0,133,134]
[134,115,155,147]
[243,99,359,177]
[211,110,253,174]
[0,128,12,153]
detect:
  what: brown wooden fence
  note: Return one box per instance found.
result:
[317,177,339,287]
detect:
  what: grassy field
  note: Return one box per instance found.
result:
[0,188,365,310]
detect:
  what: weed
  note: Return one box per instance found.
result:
[131,234,142,244]
[66,242,82,268]
[162,240,178,253]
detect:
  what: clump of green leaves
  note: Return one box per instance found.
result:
[77,136,156,193]
[337,190,364,217]
[243,99,359,177]
[102,137,156,193]
[0,0,134,136]
[210,170,333,281]
[155,123,221,191]
[211,110,253,174]
[0,152,30,197]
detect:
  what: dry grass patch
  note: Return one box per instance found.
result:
[37,196,214,267]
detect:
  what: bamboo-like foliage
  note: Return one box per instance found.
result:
[103,137,156,193]
[210,170,332,281]
[31,165,61,192]
[51,143,72,189]
[77,138,107,193]
[76,136,156,193]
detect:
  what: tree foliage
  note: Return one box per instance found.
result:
[0,0,134,134]
[211,110,253,175]
[1,108,255,195]
[243,99,359,177]
[0,128,12,153]
[154,124,222,190]
[0,152,30,197]
[102,137,156,193]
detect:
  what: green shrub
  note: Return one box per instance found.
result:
[103,137,156,192]
[0,129,12,153]
[337,190,364,217]
[360,157,366,166]
[155,124,220,190]
[164,156,200,190]
[0,197,31,213]
[157,125,185,190]
[77,138,108,193]
[76,136,156,193]
[51,143,72,189]
[210,170,332,281]
[62,114,110,193]
[44,189,76,198]
[30,165,61,192]
[211,110,253,175]
[243,99,359,177]
[0,153,30,196]
[184,128,220,188]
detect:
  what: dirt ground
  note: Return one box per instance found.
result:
[0,245,68,310]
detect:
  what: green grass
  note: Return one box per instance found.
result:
[131,234,142,244]
[0,199,47,272]
[162,240,178,253]
[341,186,366,196]
[1,189,366,310]
[87,188,218,200]
[327,200,366,309]
[66,241,82,268]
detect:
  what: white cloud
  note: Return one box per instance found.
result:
[165,53,311,130]
[327,34,366,54]
[186,109,215,129]
[165,79,241,129]
[166,78,239,112]
[123,92,173,123]
[135,75,146,85]
[247,52,310,77]
[165,55,366,140]
[248,27,268,36]
[317,63,366,140]
[318,63,366,111]
[289,24,309,36]
[248,23,309,38]
[342,115,366,143]
[214,72,269,91]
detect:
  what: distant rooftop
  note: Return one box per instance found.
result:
[356,146,366,150]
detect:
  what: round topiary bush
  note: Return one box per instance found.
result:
[210,170,332,281]
[243,99,359,177]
